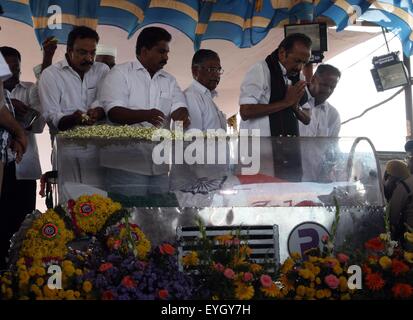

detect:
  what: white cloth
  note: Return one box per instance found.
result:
[96,44,117,58]
[298,93,341,137]
[99,59,187,127]
[9,82,45,180]
[38,58,109,129]
[0,53,12,81]
[184,80,227,131]
[239,61,305,137]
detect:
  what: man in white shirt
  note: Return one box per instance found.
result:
[0,46,45,218]
[184,49,226,131]
[99,26,190,198]
[39,26,109,137]
[299,64,341,137]
[239,33,312,137]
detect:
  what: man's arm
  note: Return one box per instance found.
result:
[240,81,307,121]
[292,105,311,125]
[108,107,165,127]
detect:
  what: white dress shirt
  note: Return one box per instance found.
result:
[99,59,187,128]
[239,61,305,136]
[184,80,227,131]
[299,93,341,137]
[9,81,45,180]
[39,58,109,129]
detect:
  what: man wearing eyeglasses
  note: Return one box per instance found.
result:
[184,49,227,131]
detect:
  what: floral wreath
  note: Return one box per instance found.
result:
[106,223,151,260]
[67,194,122,235]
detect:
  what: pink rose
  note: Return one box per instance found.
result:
[224,268,235,279]
[260,274,272,288]
[243,272,253,282]
[324,274,340,289]
[214,263,225,272]
[337,253,349,264]
[232,238,241,246]
[321,235,329,243]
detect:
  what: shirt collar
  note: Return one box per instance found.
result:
[278,62,287,77]
[191,80,218,98]
[135,59,167,78]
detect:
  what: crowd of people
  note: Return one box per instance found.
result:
[3,23,400,269]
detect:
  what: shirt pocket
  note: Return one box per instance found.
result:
[86,87,97,106]
[158,94,172,115]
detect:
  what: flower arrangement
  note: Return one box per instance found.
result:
[106,223,151,260]
[67,194,123,235]
[77,242,194,300]
[181,223,279,300]
[19,209,74,261]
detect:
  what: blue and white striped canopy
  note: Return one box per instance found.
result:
[1,0,412,56]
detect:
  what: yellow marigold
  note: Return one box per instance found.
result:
[250,263,263,273]
[324,289,332,298]
[235,283,254,300]
[82,281,93,293]
[403,252,413,264]
[63,265,75,277]
[339,276,348,292]
[298,268,314,280]
[280,258,294,274]
[75,269,83,276]
[74,291,81,298]
[313,266,321,276]
[316,289,325,299]
[308,256,319,263]
[182,251,199,266]
[333,265,343,276]
[19,271,30,284]
[291,252,301,261]
[214,234,233,244]
[73,194,122,234]
[261,282,283,298]
[36,278,44,287]
[35,267,46,277]
[65,290,75,300]
[379,256,392,269]
[296,285,306,297]
[212,295,219,300]
[239,245,252,256]
[43,286,58,298]
[305,287,316,299]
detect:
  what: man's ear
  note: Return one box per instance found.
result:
[191,65,199,80]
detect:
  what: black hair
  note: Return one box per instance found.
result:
[315,64,341,79]
[0,46,21,62]
[135,27,171,56]
[192,49,219,67]
[67,26,99,49]
[278,33,312,52]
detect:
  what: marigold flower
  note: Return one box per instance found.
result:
[379,256,392,269]
[296,285,306,297]
[182,251,199,267]
[392,283,413,298]
[261,282,283,298]
[404,251,413,264]
[250,264,263,273]
[392,259,409,276]
[235,283,254,300]
[158,289,169,300]
[280,258,294,274]
[365,272,385,291]
[35,278,44,287]
[159,243,175,255]
[82,281,93,293]
[365,237,385,251]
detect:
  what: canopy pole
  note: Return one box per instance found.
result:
[404,54,413,140]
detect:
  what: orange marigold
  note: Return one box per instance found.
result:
[392,259,409,276]
[365,272,385,291]
[365,237,385,251]
[392,283,413,299]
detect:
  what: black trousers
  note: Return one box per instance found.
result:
[0,161,36,269]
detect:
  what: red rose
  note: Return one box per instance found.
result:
[392,259,409,276]
[121,276,137,288]
[158,289,169,299]
[99,262,113,272]
[392,283,413,298]
[159,243,175,255]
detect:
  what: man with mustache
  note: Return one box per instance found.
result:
[239,33,312,137]
[99,27,189,198]
[39,26,109,139]
[299,64,341,137]
[184,49,226,131]
[100,26,189,128]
